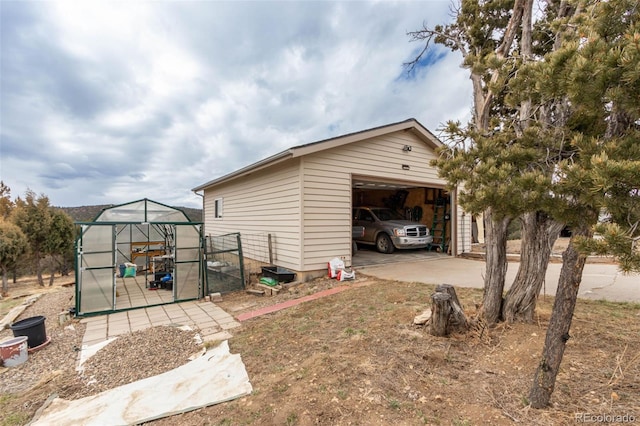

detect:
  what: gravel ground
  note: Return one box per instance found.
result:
[69,326,201,399]
[0,285,203,406]
[0,286,82,395]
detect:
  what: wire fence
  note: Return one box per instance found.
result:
[238,233,273,284]
[204,233,244,294]
[204,232,273,292]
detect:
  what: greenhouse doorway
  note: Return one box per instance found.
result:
[75,199,205,317]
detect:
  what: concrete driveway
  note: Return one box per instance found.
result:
[352,246,446,267]
[355,256,640,303]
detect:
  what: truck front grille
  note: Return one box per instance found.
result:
[406,226,428,237]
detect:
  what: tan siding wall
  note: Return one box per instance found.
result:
[203,161,302,270]
[331,132,446,183]
[300,131,448,271]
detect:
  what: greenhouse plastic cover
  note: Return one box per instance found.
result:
[94,198,192,223]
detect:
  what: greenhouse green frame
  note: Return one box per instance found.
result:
[74,198,206,317]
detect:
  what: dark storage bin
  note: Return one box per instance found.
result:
[150,272,172,289]
[10,316,47,348]
[261,266,296,283]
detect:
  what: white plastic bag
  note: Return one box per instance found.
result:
[337,269,355,281]
[327,257,345,278]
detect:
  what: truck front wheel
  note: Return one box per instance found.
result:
[376,234,395,254]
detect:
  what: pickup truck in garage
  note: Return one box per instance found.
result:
[352,207,433,254]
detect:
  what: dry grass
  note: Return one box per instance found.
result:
[157,279,640,426]
[1,275,639,426]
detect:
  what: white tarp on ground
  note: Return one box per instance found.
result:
[30,340,252,425]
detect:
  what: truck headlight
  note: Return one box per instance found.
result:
[394,229,406,237]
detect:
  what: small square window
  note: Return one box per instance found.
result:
[214,198,223,219]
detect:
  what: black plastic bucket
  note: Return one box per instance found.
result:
[10,316,47,348]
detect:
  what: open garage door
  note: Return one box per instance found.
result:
[351,177,453,266]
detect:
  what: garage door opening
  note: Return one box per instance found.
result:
[352,179,452,265]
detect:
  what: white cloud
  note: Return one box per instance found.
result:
[0,1,471,208]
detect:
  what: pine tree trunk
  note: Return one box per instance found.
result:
[529,226,591,408]
[1,268,8,297]
[61,257,70,276]
[482,207,512,324]
[35,256,44,286]
[48,256,56,286]
[503,212,564,323]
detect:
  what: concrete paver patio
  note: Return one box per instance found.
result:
[79,301,240,349]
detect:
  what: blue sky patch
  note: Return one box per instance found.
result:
[398,47,448,81]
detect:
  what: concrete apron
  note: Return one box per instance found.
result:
[352,246,447,268]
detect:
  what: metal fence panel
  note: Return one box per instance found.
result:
[205,233,245,294]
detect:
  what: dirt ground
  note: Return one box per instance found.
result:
[1,255,639,425]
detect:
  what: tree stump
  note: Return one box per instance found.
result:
[430,292,451,336]
[435,284,462,306]
[430,284,469,336]
[435,284,469,332]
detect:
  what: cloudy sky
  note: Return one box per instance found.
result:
[1,0,472,209]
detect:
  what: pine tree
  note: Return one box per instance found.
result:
[45,210,76,284]
[412,0,640,406]
[0,219,29,297]
[12,190,53,286]
[527,0,640,406]
[0,181,14,220]
[408,0,537,323]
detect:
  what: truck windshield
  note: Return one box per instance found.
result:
[371,208,405,221]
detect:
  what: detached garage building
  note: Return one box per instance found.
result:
[192,118,472,281]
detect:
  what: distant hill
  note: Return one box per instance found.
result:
[55,205,112,222]
[177,207,203,222]
[56,205,203,222]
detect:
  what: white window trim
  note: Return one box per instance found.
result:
[214,198,223,219]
